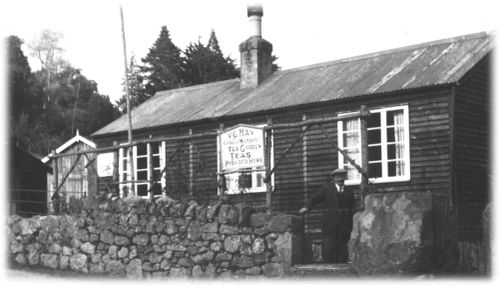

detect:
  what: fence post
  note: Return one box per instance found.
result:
[52,149,59,214]
[217,123,225,197]
[360,105,370,210]
[265,117,273,215]
[113,141,120,196]
[148,142,154,201]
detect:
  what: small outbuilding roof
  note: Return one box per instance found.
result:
[42,130,96,163]
[93,31,493,137]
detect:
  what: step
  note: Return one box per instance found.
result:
[287,263,358,278]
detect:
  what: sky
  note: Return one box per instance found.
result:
[1,0,498,103]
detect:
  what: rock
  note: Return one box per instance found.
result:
[60,255,69,269]
[100,230,114,244]
[206,204,220,222]
[91,253,102,263]
[249,212,271,229]
[210,241,223,252]
[114,235,130,246]
[237,255,253,268]
[192,265,204,278]
[27,250,40,265]
[10,240,23,254]
[252,238,266,254]
[169,267,189,278]
[108,245,118,258]
[205,264,216,278]
[262,263,285,277]
[69,253,88,273]
[129,214,139,225]
[245,266,261,276]
[187,221,202,241]
[165,220,177,235]
[14,253,26,265]
[62,246,72,256]
[235,203,254,226]
[75,229,90,241]
[106,260,126,276]
[178,258,193,267]
[215,252,232,262]
[81,242,96,255]
[349,192,434,275]
[149,252,163,264]
[118,247,129,258]
[40,253,58,269]
[224,235,242,253]
[89,263,105,274]
[132,233,149,246]
[203,222,218,233]
[219,224,239,235]
[267,214,302,233]
[218,205,239,225]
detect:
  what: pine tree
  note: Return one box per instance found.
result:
[116,55,148,113]
[141,26,184,96]
[182,30,239,86]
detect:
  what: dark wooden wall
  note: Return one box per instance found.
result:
[454,53,491,240]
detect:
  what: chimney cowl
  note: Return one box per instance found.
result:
[247,4,263,17]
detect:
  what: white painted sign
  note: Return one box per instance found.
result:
[97,152,114,177]
[220,124,265,171]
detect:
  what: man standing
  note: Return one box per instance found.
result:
[299,168,355,263]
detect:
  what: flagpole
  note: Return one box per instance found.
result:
[120,5,135,196]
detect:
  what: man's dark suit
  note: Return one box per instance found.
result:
[305,181,355,263]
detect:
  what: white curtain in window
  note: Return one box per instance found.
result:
[392,110,405,176]
[344,119,360,180]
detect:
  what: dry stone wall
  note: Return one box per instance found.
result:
[8,196,303,279]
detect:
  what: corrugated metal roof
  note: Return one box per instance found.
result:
[93,31,493,137]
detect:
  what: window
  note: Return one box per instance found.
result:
[119,142,166,197]
[338,105,410,184]
[217,124,274,194]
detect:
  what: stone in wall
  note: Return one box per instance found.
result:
[349,192,434,276]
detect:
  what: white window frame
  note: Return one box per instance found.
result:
[337,105,410,185]
[118,141,166,197]
[217,124,274,194]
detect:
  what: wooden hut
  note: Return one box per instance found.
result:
[91,9,492,262]
[42,130,98,212]
[10,143,52,216]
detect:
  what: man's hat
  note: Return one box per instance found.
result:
[331,168,348,176]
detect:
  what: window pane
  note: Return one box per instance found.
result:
[388,161,405,176]
[122,173,128,180]
[347,166,360,181]
[368,146,381,161]
[369,162,382,178]
[367,112,381,128]
[137,184,148,196]
[387,127,395,142]
[255,172,265,188]
[137,157,147,169]
[343,131,359,148]
[137,143,147,155]
[238,173,252,188]
[153,156,160,168]
[368,129,381,144]
[387,109,404,126]
[151,143,160,154]
[137,171,148,180]
[121,148,128,158]
[153,170,161,181]
[343,119,359,132]
[388,143,404,160]
[122,160,128,170]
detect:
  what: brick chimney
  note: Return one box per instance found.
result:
[239,4,273,89]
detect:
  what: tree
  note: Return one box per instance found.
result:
[116,55,148,113]
[28,29,65,88]
[182,30,239,86]
[141,26,184,96]
[8,36,39,122]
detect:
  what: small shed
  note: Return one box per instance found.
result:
[42,130,98,212]
[10,143,52,216]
